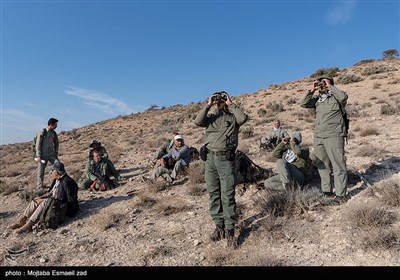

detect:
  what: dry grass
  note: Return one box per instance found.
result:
[90,211,125,231]
[377,178,400,207]
[347,202,397,228]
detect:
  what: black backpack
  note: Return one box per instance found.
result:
[39,198,66,229]
[235,150,273,185]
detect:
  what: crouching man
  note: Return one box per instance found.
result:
[8,162,79,234]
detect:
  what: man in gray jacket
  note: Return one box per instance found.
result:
[300,76,349,203]
[35,118,60,190]
[195,91,248,249]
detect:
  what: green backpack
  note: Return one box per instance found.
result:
[31,128,47,159]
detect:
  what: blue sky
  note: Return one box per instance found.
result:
[1,0,399,145]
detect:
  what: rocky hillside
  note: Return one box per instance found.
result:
[1,57,400,267]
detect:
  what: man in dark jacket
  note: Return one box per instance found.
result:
[195,91,248,249]
[8,162,79,234]
[300,76,349,203]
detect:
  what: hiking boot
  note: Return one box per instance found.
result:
[162,174,174,183]
[15,220,35,234]
[330,195,350,205]
[323,191,335,199]
[209,225,225,242]
[226,229,238,249]
[7,215,28,230]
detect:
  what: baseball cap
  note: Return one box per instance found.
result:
[317,76,334,85]
[89,140,101,148]
[174,135,184,141]
[292,131,302,143]
[49,162,65,173]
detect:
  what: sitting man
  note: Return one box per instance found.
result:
[88,140,108,161]
[263,131,310,191]
[8,162,79,234]
[145,134,190,184]
[78,150,123,191]
[152,132,179,168]
[259,119,289,151]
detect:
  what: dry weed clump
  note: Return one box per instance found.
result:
[359,127,379,137]
[91,211,124,230]
[134,194,157,208]
[254,188,318,217]
[153,199,192,216]
[347,202,397,228]
[377,179,400,207]
[360,228,400,251]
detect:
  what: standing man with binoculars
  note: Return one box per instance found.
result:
[300,76,349,204]
[195,91,248,249]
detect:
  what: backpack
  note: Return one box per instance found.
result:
[39,198,66,229]
[189,146,199,162]
[32,128,47,159]
[304,157,315,184]
[235,150,273,185]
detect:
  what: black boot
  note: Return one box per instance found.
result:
[226,229,238,249]
[209,225,225,242]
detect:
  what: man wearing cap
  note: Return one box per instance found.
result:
[35,117,60,190]
[147,134,190,183]
[78,150,123,191]
[88,140,108,161]
[8,162,79,234]
[259,119,290,151]
[263,131,310,191]
[300,76,349,204]
[194,90,248,249]
[152,132,180,168]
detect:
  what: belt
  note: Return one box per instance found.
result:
[209,150,227,156]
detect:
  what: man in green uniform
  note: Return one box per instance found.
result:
[195,91,248,249]
[300,76,349,203]
[263,131,310,191]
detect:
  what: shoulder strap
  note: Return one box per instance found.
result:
[332,97,348,145]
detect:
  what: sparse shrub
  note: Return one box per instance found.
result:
[362,66,388,76]
[92,212,124,230]
[348,203,397,228]
[257,108,267,117]
[380,104,399,115]
[359,127,379,137]
[372,82,381,89]
[135,194,157,208]
[242,126,254,138]
[362,229,400,250]
[187,161,205,185]
[266,101,284,112]
[310,67,340,79]
[287,97,297,105]
[378,179,400,207]
[337,74,363,84]
[154,200,191,216]
[354,59,375,66]
[357,145,387,157]
[255,188,319,217]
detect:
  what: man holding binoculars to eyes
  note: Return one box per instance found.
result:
[195,91,248,249]
[300,76,349,204]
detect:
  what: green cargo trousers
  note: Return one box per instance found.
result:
[264,159,305,191]
[205,153,237,230]
[314,136,348,196]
